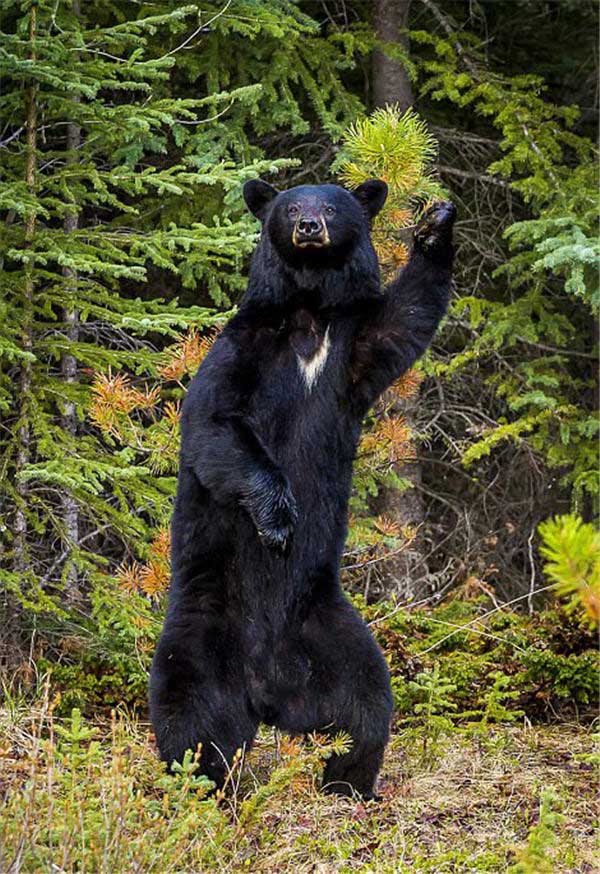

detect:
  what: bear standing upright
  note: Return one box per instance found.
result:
[149,178,456,799]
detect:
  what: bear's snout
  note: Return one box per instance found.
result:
[293,212,330,248]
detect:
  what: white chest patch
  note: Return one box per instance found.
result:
[296,326,330,391]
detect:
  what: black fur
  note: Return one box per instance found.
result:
[149,182,456,799]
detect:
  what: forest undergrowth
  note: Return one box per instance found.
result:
[1,596,598,874]
[0,697,596,873]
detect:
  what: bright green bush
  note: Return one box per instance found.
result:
[539,513,600,625]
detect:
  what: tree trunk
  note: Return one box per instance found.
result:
[61,116,81,604]
[372,0,429,601]
[14,4,37,577]
[61,0,81,604]
[372,0,413,111]
[8,3,37,661]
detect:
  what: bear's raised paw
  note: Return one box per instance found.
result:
[414,201,456,252]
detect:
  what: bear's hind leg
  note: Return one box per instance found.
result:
[320,658,392,800]
[296,600,393,800]
[322,730,388,800]
[149,621,258,790]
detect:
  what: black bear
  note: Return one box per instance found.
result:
[149,178,456,799]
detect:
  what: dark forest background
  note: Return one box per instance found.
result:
[0,3,598,871]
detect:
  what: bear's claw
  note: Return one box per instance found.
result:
[414,201,456,250]
[242,470,298,554]
[257,522,294,553]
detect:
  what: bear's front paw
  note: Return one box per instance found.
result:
[242,470,298,553]
[414,201,456,253]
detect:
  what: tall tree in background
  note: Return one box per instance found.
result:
[373,0,413,111]
[1,1,248,664]
[60,0,81,605]
[406,0,598,601]
[360,0,598,604]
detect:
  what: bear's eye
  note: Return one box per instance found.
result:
[288,204,300,218]
[324,205,336,217]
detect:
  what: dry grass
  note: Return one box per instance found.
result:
[244,725,598,873]
[0,693,597,873]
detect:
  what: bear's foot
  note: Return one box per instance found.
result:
[414,201,456,252]
[322,742,386,802]
[322,782,382,802]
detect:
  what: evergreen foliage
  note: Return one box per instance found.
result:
[538,513,600,624]
[508,788,563,874]
[0,2,259,615]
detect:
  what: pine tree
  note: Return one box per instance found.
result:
[379,1,599,601]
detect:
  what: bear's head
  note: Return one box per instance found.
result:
[242,180,388,306]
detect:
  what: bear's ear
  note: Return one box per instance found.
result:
[243,179,279,220]
[351,179,388,220]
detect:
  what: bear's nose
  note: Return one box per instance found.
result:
[296,217,323,237]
